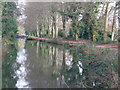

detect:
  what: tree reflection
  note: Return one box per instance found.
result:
[3,40,117,88]
[52,44,118,88]
[2,43,17,88]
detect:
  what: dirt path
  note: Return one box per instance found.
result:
[63,39,118,49]
[96,44,118,48]
[27,36,118,49]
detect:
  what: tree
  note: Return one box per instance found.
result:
[2,2,18,41]
[64,2,82,41]
[111,3,117,41]
[117,1,120,42]
[59,2,68,38]
[104,2,109,42]
[50,3,61,38]
[66,2,99,41]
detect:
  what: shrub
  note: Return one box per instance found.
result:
[58,30,64,37]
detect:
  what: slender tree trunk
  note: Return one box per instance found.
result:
[52,14,57,38]
[48,17,52,38]
[48,17,50,37]
[62,15,66,38]
[112,30,115,41]
[75,33,79,41]
[36,20,40,37]
[111,4,117,41]
[52,18,55,38]
[104,2,109,42]
[73,17,79,41]
[61,2,66,39]
[56,14,59,38]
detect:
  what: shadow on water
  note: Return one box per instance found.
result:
[2,39,118,88]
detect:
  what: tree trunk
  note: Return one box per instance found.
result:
[104,2,109,42]
[48,17,52,37]
[62,15,66,38]
[111,4,117,41]
[52,18,55,38]
[52,13,58,38]
[56,14,59,38]
[61,2,66,39]
[48,17,50,37]
[52,14,56,38]
[112,30,115,41]
[75,33,79,41]
[36,20,40,37]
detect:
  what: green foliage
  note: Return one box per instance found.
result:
[26,30,36,36]
[78,21,89,39]
[65,2,100,41]
[96,31,104,42]
[69,28,73,37]
[93,30,99,41]
[95,31,117,44]
[58,30,64,37]
[2,2,18,41]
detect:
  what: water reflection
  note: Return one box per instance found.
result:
[24,41,86,88]
[25,41,66,88]
[2,43,17,88]
[65,50,73,70]
[2,40,118,88]
[15,39,29,88]
[77,61,83,76]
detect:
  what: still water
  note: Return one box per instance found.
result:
[2,39,118,88]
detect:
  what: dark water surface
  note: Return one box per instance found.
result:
[2,39,118,88]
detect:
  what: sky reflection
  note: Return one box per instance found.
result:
[15,39,29,88]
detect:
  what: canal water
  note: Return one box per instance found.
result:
[2,39,118,88]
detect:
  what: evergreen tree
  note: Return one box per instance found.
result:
[2,2,18,41]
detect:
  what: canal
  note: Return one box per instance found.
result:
[2,39,118,88]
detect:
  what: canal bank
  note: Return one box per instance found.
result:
[23,36,118,49]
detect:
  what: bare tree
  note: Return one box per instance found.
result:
[104,2,109,42]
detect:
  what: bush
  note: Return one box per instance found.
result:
[58,30,64,37]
